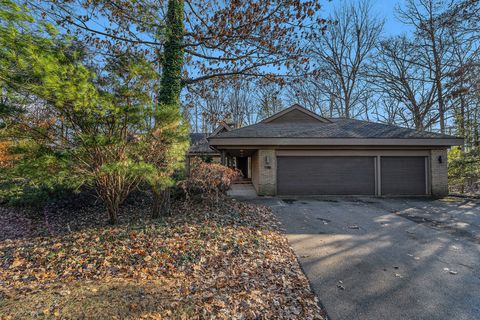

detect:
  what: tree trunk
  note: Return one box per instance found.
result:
[329,93,334,118]
[344,93,350,119]
[413,109,424,131]
[107,201,119,225]
[459,89,466,138]
[152,190,162,219]
[434,67,445,133]
[428,9,446,134]
[151,188,171,219]
[151,0,185,218]
[161,188,171,215]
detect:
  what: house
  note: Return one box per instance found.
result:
[188,133,220,160]
[206,104,463,197]
[186,121,233,163]
[187,121,234,160]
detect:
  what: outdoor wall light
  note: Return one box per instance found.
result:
[265,155,270,165]
[438,155,443,164]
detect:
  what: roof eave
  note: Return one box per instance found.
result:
[208,137,464,147]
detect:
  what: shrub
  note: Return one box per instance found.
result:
[0,142,78,206]
[448,146,480,194]
[179,158,240,201]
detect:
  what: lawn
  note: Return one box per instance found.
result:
[0,196,325,319]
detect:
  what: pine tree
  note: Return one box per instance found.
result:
[0,1,158,223]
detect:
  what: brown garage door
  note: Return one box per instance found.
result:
[277,156,375,195]
[381,157,427,195]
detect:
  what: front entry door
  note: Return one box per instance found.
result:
[236,157,249,178]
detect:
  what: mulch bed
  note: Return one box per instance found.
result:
[0,195,325,319]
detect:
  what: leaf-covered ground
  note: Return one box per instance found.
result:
[0,197,325,319]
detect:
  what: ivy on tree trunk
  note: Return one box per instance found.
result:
[152,0,185,219]
[159,0,184,107]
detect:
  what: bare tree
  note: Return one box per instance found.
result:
[308,0,383,118]
[370,96,405,126]
[372,36,439,130]
[225,79,254,128]
[287,79,330,117]
[397,0,459,133]
[256,82,284,120]
[187,78,258,131]
[198,89,228,133]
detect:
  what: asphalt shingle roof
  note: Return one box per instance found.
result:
[188,133,218,154]
[211,118,459,140]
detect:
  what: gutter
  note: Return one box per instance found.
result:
[208,137,464,147]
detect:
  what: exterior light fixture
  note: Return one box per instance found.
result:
[265,155,270,165]
[438,156,442,164]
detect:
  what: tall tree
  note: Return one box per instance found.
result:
[256,81,284,120]
[443,1,480,144]
[287,80,329,117]
[397,0,457,133]
[307,0,383,118]
[372,36,439,130]
[150,0,188,218]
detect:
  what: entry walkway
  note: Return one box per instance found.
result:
[227,183,258,199]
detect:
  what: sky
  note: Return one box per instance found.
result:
[323,0,412,36]
[373,0,412,35]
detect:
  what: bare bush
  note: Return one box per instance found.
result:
[179,158,240,202]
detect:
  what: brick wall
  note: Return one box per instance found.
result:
[256,149,276,196]
[430,149,448,197]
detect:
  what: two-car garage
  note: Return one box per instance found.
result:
[276,155,427,196]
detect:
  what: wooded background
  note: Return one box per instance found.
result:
[186,1,479,151]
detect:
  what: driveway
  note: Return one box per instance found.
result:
[250,196,480,320]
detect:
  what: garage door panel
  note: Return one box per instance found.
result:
[381,157,426,195]
[277,156,375,195]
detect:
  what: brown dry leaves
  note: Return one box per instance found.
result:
[0,198,324,319]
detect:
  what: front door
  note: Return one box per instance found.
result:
[236,157,249,178]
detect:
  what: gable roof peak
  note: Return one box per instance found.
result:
[210,121,233,136]
[261,104,332,124]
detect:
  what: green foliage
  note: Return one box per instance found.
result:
[155,0,189,181]
[448,146,480,192]
[158,0,184,107]
[147,0,189,218]
[0,1,187,223]
[0,141,77,206]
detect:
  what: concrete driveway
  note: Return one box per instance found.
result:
[251,196,480,320]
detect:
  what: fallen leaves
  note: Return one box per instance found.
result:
[9,257,25,269]
[0,197,325,319]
